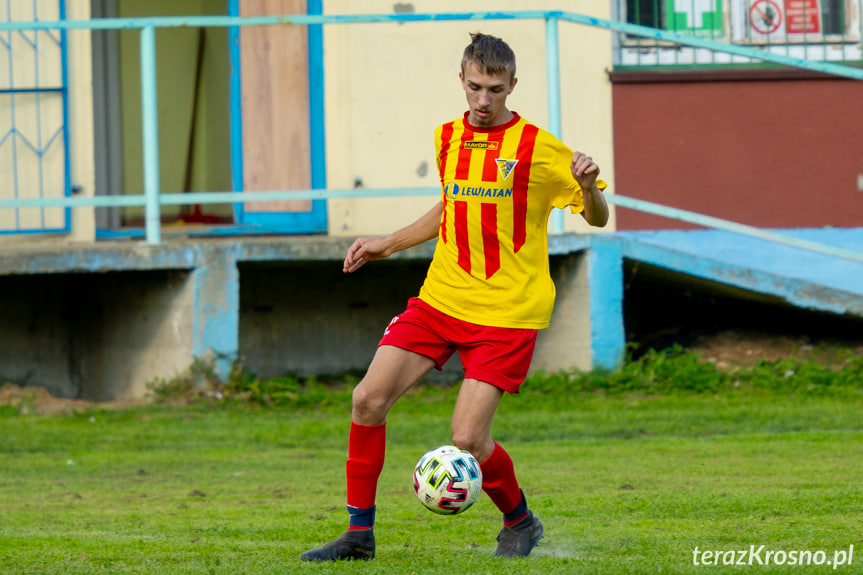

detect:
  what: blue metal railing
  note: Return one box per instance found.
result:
[0,10,861,264]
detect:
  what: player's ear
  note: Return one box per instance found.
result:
[508,76,518,94]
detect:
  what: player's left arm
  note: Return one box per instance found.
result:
[571,151,609,228]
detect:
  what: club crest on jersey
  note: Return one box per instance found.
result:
[463,140,499,151]
[495,159,518,180]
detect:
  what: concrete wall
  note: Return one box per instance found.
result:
[323,0,616,237]
[533,252,592,373]
[238,258,444,379]
[5,227,863,400]
[0,236,610,400]
[0,269,193,400]
[237,250,600,384]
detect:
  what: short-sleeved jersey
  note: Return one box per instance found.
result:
[418,112,607,329]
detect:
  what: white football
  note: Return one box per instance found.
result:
[413,445,483,515]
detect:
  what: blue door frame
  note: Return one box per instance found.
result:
[228,0,327,234]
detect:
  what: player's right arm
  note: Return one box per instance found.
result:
[343,201,444,273]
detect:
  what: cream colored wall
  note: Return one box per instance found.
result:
[323,0,615,237]
[67,1,96,243]
[1,2,614,246]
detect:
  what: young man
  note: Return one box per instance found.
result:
[301,32,609,562]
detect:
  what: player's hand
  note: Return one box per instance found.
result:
[343,236,392,273]
[570,151,600,191]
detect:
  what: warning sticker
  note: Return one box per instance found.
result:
[785,0,822,34]
[749,0,783,35]
[738,0,825,42]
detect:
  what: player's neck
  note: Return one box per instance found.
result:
[465,109,517,130]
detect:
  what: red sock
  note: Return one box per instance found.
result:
[345,421,386,529]
[479,441,524,516]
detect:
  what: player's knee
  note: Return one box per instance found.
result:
[451,429,485,459]
[351,382,389,424]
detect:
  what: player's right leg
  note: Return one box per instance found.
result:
[300,345,436,562]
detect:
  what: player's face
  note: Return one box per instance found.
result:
[460,62,517,128]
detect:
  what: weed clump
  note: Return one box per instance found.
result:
[526,345,863,398]
[148,346,863,411]
[146,357,357,409]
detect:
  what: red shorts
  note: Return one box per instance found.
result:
[378,297,538,394]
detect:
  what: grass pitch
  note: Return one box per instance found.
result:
[1,362,862,574]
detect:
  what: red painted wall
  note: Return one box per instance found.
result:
[612,75,863,230]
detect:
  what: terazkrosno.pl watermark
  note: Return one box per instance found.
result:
[693,545,854,568]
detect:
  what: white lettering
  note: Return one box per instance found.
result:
[694,546,853,568]
[833,545,853,569]
[750,545,765,565]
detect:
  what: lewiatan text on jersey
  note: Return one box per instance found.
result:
[445,183,514,199]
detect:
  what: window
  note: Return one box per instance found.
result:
[0,0,70,235]
[625,0,666,29]
[617,0,862,66]
[734,0,858,43]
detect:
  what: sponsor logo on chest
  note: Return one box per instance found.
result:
[463,140,499,151]
[444,182,513,199]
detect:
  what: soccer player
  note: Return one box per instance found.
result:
[301,32,609,561]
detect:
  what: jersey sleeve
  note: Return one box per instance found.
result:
[545,136,608,214]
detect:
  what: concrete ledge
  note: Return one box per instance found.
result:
[0,236,438,276]
[4,229,860,400]
[0,234,601,399]
[618,229,863,316]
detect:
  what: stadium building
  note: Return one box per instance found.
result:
[0,0,860,400]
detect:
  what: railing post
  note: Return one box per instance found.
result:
[546,15,564,234]
[140,25,161,245]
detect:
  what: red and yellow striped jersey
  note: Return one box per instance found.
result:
[418,112,606,329]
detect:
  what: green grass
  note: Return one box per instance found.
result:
[1,351,862,574]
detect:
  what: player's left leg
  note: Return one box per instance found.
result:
[451,321,543,557]
[451,379,544,558]
[450,378,501,462]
